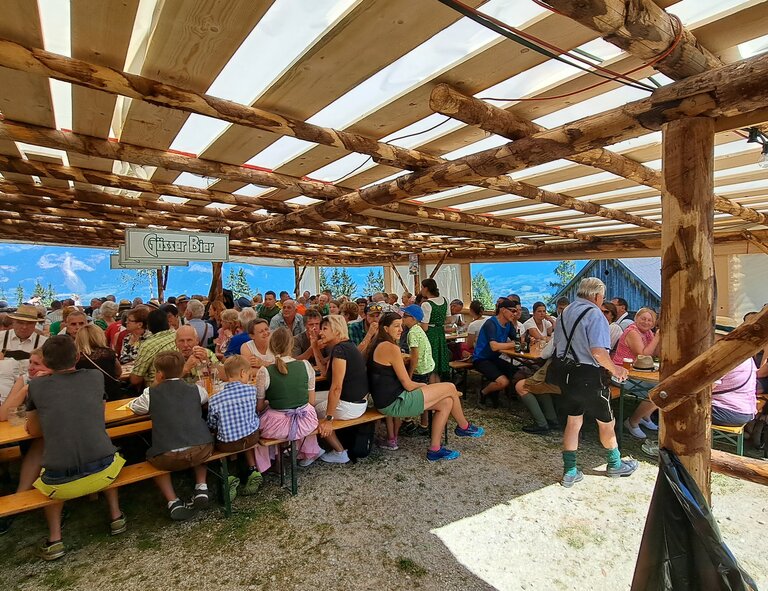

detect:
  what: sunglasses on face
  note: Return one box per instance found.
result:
[367,304,384,313]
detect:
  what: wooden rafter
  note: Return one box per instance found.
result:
[233,52,768,238]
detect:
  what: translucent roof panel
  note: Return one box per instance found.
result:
[38,0,71,131]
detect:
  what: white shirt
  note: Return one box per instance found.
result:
[255,356,315,399]
[616,312,634,331]
[421,296,447,325]
[522,317,553,340]
[467,317,488,337]
[243,341,276,365]
[0,329,48,402]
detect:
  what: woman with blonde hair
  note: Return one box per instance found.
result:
[214,309,240,359]
[612,307,661,438]
[75,324,123,400]
[252,327,323,470]
[241,318,274,371]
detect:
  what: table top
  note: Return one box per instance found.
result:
[627,369,660,383]
[0,399,144,447]
[445,333,466,342]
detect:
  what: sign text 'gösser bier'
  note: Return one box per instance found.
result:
[125,229,229,262]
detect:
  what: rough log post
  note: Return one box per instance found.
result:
[659,117,715,501]
[390,263,409,294]
[742,230,768,256]
[428,251,449,280]
[711,450,768,487]
[156,268,164,304]
[293,261,301,299]
[208,262,223,305]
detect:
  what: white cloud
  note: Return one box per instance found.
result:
[0,265,17,272]
[0,277,8,284]
[188,264,210,273]
[86,253,108,265]
[37,252,94,293]
[0,243,40,253]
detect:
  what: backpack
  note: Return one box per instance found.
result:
[336,421,376,462]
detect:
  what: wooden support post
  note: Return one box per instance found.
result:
[428,251,449,279]
[155,268,164,303]
[460,263,473,306]
[208,262,223,305]
[659,117,715,502]
[390,263,409,294]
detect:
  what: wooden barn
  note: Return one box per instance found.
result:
[552,258,661,312]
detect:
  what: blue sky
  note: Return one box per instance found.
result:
[0,242,586,306]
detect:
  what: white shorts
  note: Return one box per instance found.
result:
[314,390,368,420]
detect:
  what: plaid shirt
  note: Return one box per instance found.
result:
[348,320,366,346]
[207,381,259,442]
[130,329,176,385]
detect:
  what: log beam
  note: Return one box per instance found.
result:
[711,450,768,487]
[0,38,662,231]
[543,0,722,80]
[430,84,768,227]
[235,52,768,237]
[658,116,715,502]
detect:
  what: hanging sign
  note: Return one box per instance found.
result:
[408,253,419,276]
[118,245,188,267]
[125,228,229,262]
[110,253,188,270]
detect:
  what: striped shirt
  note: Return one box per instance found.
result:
[131,329,177,385]
[207,381,259,442]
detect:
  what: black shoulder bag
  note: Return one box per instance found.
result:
[547,307,592,388]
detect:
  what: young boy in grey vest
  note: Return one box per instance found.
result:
[25,336,126,561]
[129,351,213,521]
[207,355,261,497]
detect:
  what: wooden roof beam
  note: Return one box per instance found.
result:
[0,38,658,231]
[0,120,570,243]
[235,52,768,238]
[430,84,768,227]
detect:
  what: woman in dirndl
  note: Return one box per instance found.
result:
[419,279,449,379]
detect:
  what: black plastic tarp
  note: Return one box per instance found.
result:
[631,450,758,591]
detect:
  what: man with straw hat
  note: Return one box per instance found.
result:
[0,304,48,402]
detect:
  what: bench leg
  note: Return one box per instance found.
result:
[276,443,285,489]
[737,432,744,456]
[220,458,232,518]
[617,387,625,451]
[290,440,298,496]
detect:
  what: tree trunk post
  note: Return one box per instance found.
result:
[659,116,715,502]
[156,268,164,303]
[208,262,223,305]
[294,261,301,298]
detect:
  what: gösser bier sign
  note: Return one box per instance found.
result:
[125,229,229,262]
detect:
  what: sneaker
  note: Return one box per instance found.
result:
[320,450,350,464]
[378,438,399,451]
[624,419,647,440]
[415,425,430,436]
[547,420,561,431]
[606,458,639,478]
[227,476,240,502]
[298,451,324,467]
[0,516,14,535]
[427,447,461,462]
[639,417,659,431]
[641,441,659,457]
[240,469,263,496]
[168,500,195,521]
[192,488,210,509]
[455,423,485,438]
[521,424,550,435]
[560,470,584,488]
[400,422,419,436]
[37,538,65,561]
[109,513,128,535]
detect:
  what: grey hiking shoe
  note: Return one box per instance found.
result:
[606,458,639,478]
[560,470,583,488]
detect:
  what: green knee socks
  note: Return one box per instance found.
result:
[562,450,578,476]
[606,447,622,470]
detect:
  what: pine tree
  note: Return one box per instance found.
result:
[338,268,358,297]
[329,268,341,296]
[46,283,56,305]
[318,268,330,293]
[32,280,48,305]
[546,260,576,304]
[15,284,25,306]
[226,267,253,299]
[471,273,494,310]
[362,269,384,297]
[119,270,155,299]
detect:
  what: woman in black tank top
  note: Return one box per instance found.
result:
[367,313,485,462]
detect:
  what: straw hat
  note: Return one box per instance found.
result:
[632,354,655,371]
[7,304,40,323]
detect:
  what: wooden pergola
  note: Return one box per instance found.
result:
[1,0,768,498]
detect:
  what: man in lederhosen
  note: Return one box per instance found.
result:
[0,304,48,403]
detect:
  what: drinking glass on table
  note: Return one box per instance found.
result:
[8,405,26,427]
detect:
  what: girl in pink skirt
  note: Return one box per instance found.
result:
[253,328,322,471]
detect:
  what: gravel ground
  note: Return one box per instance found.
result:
[1,398,767,591]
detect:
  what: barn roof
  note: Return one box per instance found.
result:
[0,0,767,264]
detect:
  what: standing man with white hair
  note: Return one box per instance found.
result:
[552,277,638,487]
[185,299,213,347]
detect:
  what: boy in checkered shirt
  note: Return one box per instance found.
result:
[207,355,261,496]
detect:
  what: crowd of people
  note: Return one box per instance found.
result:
[0,281,484,560]
[0,276,765,559]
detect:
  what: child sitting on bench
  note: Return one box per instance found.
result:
[129,351,213,521]
[25,336,127,561]
[207,355,261,498]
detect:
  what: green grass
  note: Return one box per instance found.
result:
[40,569,81,590]
[555,524,606,550]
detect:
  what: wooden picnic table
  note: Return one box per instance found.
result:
[0,399,146,447]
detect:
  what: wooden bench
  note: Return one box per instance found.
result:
[0,445,22,464]
[712,424,746,456]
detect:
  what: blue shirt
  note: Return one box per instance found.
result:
[473,316,515,362]
[207,381,259,443]
[225,331,251,357]
[552,297,609,367]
